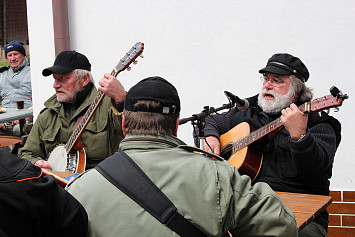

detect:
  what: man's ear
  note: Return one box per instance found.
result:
[80,72,91,87]
[122,115,127,136]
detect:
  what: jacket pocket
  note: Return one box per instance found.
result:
[81,118,111,158]
[40,126,62,155]
[85,117,108,134]
[41,126,61,142]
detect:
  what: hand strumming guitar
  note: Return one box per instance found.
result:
[35,160,52,170]
[204,136,221,155]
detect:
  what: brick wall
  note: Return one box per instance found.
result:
[328,190,355,236]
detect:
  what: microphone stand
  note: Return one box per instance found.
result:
[179,100,235,149]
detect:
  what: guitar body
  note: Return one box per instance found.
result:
[220,122,263,181]
[48,145,86,173]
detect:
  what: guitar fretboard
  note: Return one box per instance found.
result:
[222,102,310,155]
[63,42,144,154]
[65,91,105,153]
[230,118,282,153]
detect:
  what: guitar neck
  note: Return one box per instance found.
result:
[64,42,144,154]
[232,117,283,153]
[230,101,313,153]
[230,93,340,154]
[65,90,106,153]
[64,55,139,153]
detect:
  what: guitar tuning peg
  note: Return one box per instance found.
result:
[133,60,138,65]
[127,67,132,71]
[140,54,144,58]
[330,86,340,97]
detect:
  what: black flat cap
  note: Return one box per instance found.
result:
[259,53,309,82]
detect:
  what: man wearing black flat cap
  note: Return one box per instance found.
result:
[67,76,298,236]
[21,50,126,171]
[203,53,341,236]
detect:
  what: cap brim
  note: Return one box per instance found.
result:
[42,65,74,77]
[259,65,292,75]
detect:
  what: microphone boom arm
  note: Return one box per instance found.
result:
[179,102,234,125]
[179,95,236,149]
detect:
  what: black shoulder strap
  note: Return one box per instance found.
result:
[96,150,207,237]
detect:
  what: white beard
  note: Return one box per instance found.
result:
[257,88,296,113]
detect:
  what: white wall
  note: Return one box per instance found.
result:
[27,0,355,190]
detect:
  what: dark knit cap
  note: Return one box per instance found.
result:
[5,41,26,58]
[259,53,309,82]
[125,76,180,115]
[42,50,91,76]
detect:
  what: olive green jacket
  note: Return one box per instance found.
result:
[21,85,124,169]
[67,134,297,237]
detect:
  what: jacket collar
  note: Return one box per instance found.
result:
[12,58,29,73]
[120,134,186,152]
[44,82,98,120]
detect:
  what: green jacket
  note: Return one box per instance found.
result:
[21,84,124,169]
[67,134,297,237]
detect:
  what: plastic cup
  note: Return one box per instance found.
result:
[16,101,24,110]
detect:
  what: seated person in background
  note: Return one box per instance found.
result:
[0,148,87,236]
[203,53,341,237]
[0,40,32,136]
[66,76,297,237]
[21,50,126,171]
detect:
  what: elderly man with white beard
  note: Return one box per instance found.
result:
[203,53,341,237]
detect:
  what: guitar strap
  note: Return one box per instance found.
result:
[95,150,207,237]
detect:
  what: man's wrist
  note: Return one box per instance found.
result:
[113,91,127,103]
[111,99,124,116]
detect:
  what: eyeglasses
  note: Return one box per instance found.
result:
[260,74,286,87]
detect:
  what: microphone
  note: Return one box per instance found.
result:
[224,91,249,111]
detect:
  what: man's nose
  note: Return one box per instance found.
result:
[53,80,61,88]
[263,80,274,89]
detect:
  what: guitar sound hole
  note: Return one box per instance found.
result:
[220,150,231,160]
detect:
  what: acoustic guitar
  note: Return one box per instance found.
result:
[47,42,144,173]
[220,86,348,181]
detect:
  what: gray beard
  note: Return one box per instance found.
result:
[257,89,295,113]
[56,90,76,103]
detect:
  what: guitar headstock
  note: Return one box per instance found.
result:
[112,42,144,76]
[308,86,348,112]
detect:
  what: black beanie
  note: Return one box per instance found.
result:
[5,41,26,58]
